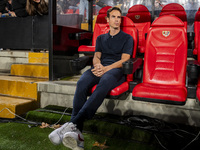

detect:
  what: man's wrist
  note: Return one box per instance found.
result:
[104,66,111,73]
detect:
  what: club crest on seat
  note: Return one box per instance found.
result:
[135,15,140,19]
[162,31,170,37]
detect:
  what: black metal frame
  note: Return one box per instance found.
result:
[49,0,94,80]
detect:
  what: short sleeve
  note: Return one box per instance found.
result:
[95,35,102,52]
[122,35,133,56]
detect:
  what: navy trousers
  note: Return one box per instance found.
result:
[70,68,125,131]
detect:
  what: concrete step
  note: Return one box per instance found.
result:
[0,50,29,57]
[0,51,29,70]
[0,75,47,100]
[0,69,10,74]
[37,80,200,127]
[0,51,48,71]
[28,52,48,64]
[11,63,49,78]
[0,95,37,118]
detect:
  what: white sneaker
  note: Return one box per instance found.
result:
[48,122,77,145]
[62,129,84,150]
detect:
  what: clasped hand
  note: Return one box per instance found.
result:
[91,63,105,77]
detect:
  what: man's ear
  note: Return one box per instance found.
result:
[106,16,109,23]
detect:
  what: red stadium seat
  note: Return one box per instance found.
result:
[197,78,200,101]
[78,23,109,53]
[65,9,73,14]
[196,13,200,101]
[96,6,112,24]
[193,7,200,55]
[132,15,188,105]
[126,4,151,53]
[78,6,111,53]
[90,16,141,98]
[159,3,187,30]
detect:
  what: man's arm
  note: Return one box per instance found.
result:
[92,53,131,77]
[102,53,131,73]
[93,52,101,66]
[91,52,103,77]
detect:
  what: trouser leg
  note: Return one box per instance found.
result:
[70,69,99,127]
[71,68,125,130]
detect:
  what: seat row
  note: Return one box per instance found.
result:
[79,3,200,56]
[74,5,200,106]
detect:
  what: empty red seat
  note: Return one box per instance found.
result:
[132,15,188,105]
[159,3,187,30]
[91,16,141,98]
[65,9,74,14]
[96,6,112,24]
[197,79,200,101]
[126,4,151,54]
[193,7,200,55]
[78,6,111,53]
[78,23,109,53]
[196,12,200,101]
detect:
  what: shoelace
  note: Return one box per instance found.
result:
[60,123,77,135]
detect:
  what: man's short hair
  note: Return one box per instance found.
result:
[107,7,122,18]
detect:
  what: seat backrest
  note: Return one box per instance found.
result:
[143,15,187,86]
[95,6,112,24]
[194,7,200,55]
[159,3,187,30]
[126,4,151,53]
[92,23,109,46]
[120,16,138,58]
[91,6,112,46]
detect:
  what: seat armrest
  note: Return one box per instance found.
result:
[122,58,143,74]
[70,56,91,71]
[187,60,200,98]
[187,32,195,42]
[187,60,200,81]
[78,45,95,53]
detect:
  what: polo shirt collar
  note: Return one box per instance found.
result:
[105,30,122,40]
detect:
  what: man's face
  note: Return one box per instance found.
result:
[107,10,121,30]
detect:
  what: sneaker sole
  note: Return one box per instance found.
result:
[62,134,82,150]
[48,133,61,145]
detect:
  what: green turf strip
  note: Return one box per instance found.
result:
[0,122,159,150]
[21,105,200,149]
[25,110,155,143]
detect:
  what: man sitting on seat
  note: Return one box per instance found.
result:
[48,6,133,150]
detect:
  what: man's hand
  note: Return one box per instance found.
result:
[92,64,111,77]
[92,63,105,77]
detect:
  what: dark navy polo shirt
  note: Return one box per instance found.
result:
[95,30,133,66]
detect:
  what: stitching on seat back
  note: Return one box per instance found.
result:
[143,15,187,86]
[126,4,151,53]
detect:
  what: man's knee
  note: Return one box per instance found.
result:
[76,70,97,91]
[96,76,115,91]
[76,78,88,90]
